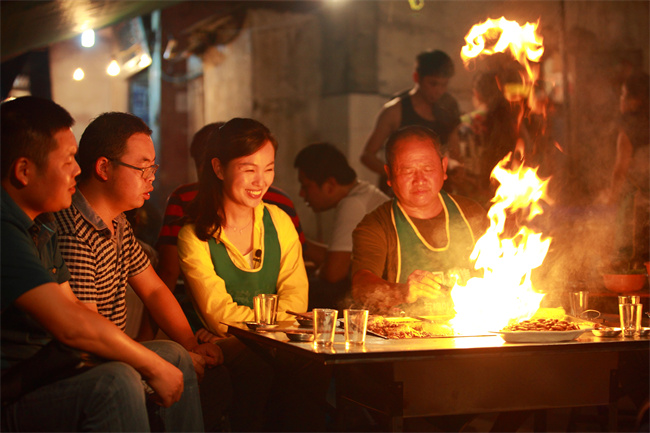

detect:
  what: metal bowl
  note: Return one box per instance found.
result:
[639,327,650,337]
[592,327,622,337]
[296,318,313,328]
[285,332,313,342]
[245,321,262,331]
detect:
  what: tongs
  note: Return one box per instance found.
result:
[286,310,312,319]
[573,309,604,327]
[413,315,438,324]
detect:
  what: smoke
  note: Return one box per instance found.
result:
[531,204,617,299]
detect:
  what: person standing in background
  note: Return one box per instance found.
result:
[458,70,519,206]
[361,50,462,194]
[608,72,649,267]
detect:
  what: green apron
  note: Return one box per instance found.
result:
[208,207,281,309]
[393,190,475,284]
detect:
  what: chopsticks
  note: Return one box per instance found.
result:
[286,310,311,319]
[413,315,437,324]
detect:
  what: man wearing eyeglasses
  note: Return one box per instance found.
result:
[53,113,224,407]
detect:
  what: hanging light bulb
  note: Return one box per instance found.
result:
[73,68,85,81]
[138,54,152,69]
[81,29,95,48]
[107,60,121,76]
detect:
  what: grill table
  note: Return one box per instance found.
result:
[225,321,649,432]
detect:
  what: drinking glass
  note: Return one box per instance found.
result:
[253,294,278,326]
[344,309,369,346]
[618,295,641,305]
[569,291,589,318]
[619,303,642,337]
[313,308,338,346]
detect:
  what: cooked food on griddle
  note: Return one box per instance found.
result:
[367,316,454,339]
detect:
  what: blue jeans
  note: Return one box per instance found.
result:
[3,340,203,432]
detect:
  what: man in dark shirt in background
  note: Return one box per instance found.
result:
[360,50,462,194]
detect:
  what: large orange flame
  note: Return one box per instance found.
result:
[448,18,551,334]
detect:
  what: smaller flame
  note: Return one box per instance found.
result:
[449,155,550,335]
[461,17,544,106]
[461,16,544,74]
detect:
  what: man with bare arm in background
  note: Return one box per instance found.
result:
[360,50,462,194]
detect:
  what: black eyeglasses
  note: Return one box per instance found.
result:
[110,159,159,180]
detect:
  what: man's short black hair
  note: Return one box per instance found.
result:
[385,125,442,169]
[416,50,455,78]
[294,142,356,186]
[77,112,152,181]
[1,96,74,180]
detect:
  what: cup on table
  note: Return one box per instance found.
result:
[253,294,278,326]
[313,308,338,346]
[619,302,642,337]
[618,295,641,305]
[569,291,589,318]
[344,309,369,346]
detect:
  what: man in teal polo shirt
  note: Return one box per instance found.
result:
[351,125,489,315]
[1,96,203,431]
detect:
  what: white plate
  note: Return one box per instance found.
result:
[490,328,593,343]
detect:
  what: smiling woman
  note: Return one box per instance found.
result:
[177,118,308,335]
[176,119,323,432]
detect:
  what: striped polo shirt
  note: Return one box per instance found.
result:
[55,191,150,330]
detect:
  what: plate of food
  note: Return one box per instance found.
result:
[491,318,592,343]
[367,315,455,339]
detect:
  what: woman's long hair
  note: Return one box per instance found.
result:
[188,118,278,241]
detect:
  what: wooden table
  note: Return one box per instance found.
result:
[226,321,649,432]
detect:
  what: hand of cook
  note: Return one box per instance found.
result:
[404,270,447,303]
